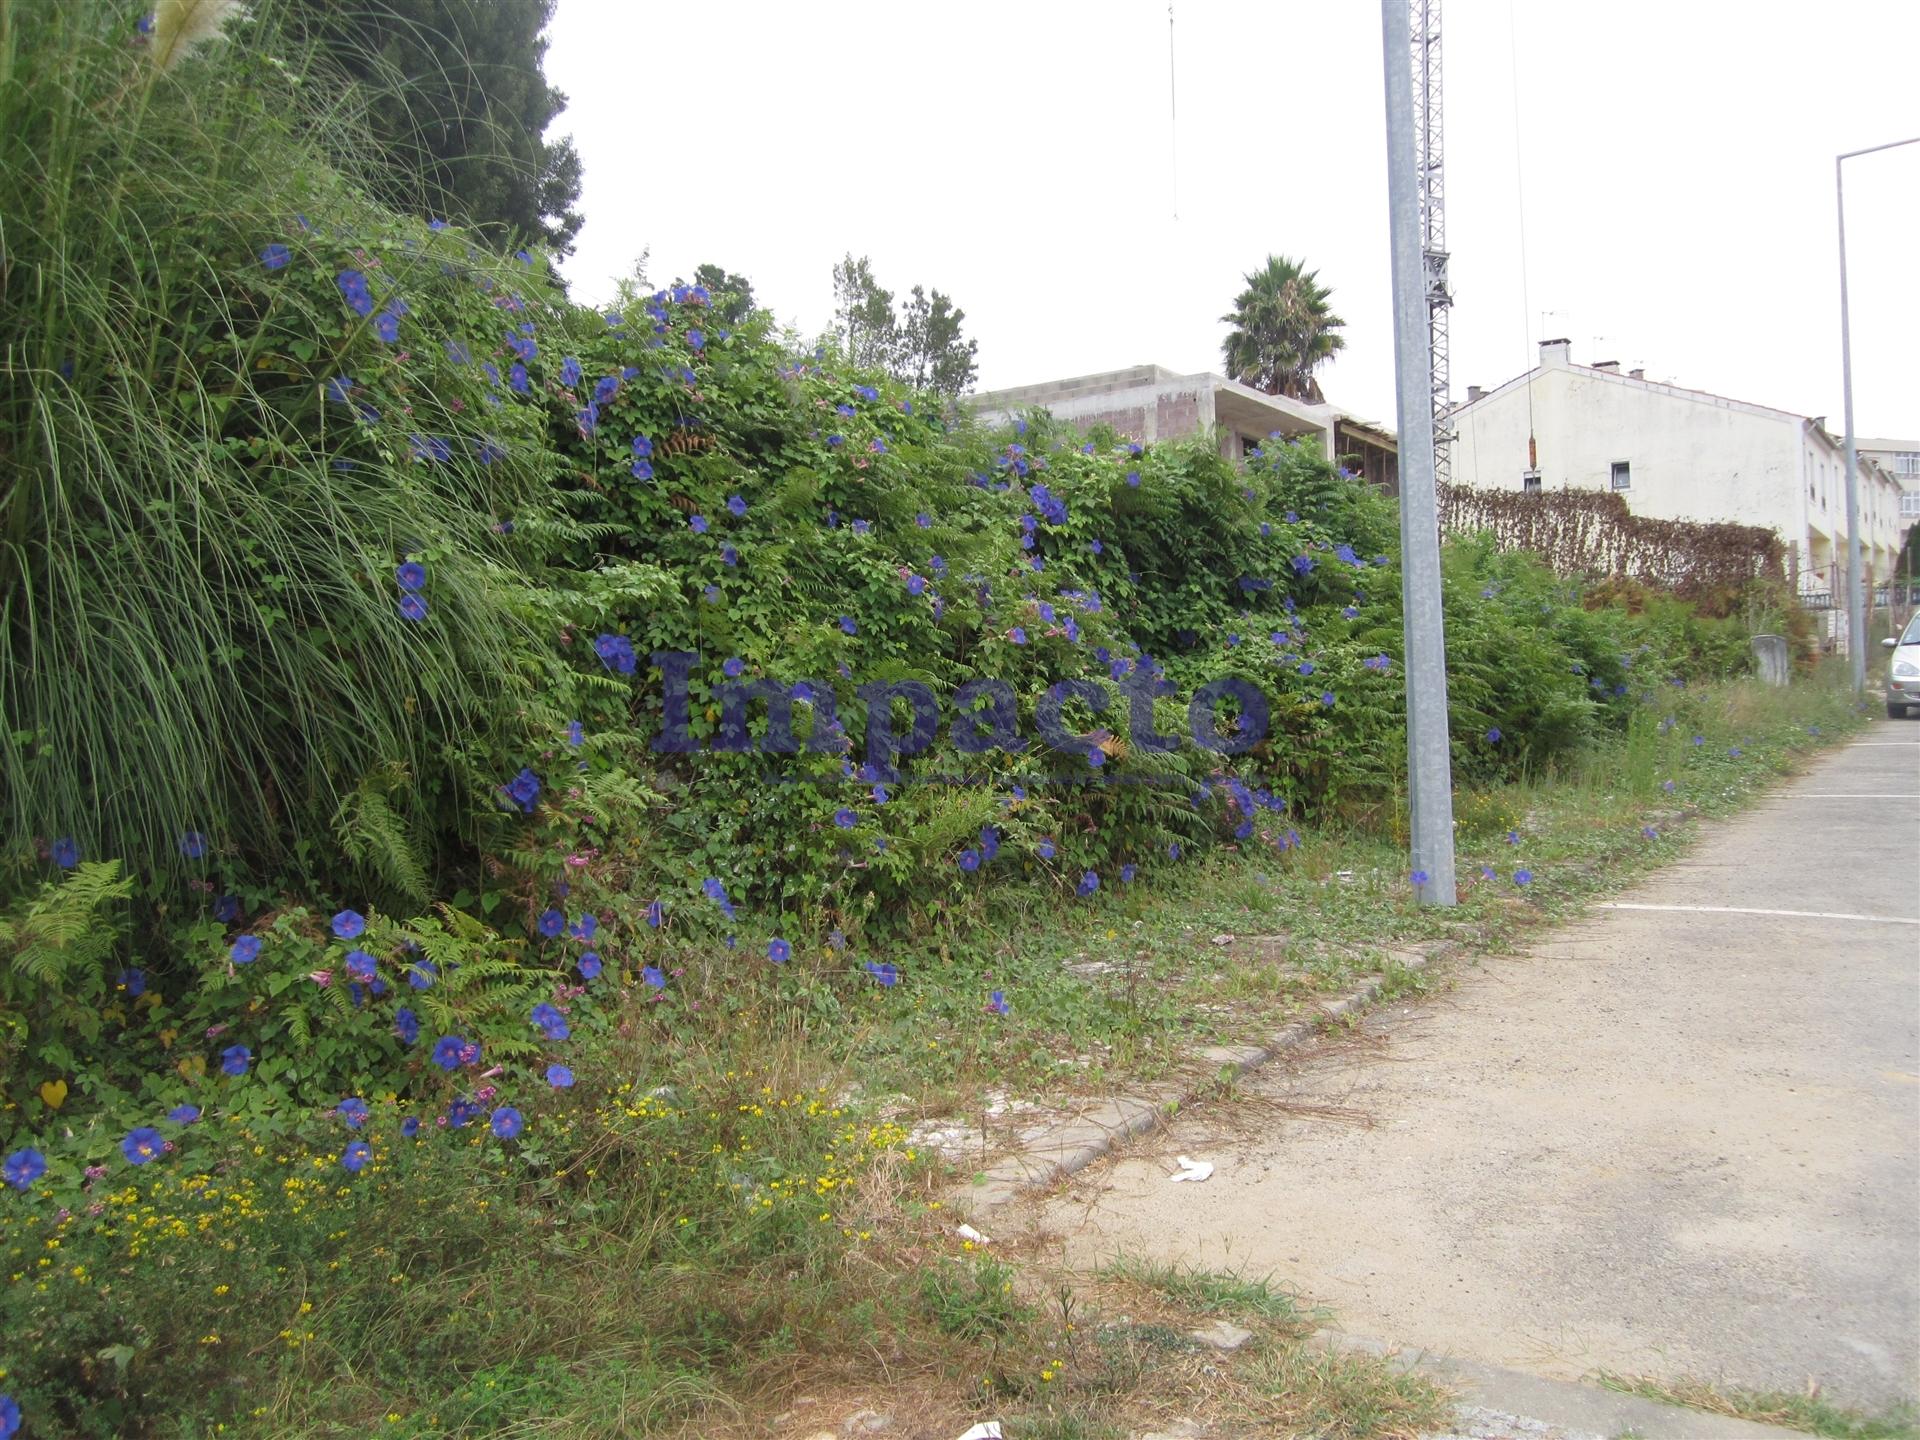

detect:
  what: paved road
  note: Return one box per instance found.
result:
[1040,726,1920,1410]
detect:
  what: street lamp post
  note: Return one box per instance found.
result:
[1836,136,1919,696]
[1381,0,1457,904]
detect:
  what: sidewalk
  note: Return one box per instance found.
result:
[1035,726,1920,1412]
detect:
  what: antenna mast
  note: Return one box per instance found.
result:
[1411,0,1452,483]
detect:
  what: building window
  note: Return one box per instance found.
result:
[1895,452,1919,478]
[1902,492,1920,519]
[1610,461,1631,490]
[1522,470,1541,494]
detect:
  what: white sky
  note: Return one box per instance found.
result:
[546,1,1919,440]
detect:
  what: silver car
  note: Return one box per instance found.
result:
[1886,613,1920,718]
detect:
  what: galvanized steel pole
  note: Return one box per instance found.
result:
[1382,0,1457,905]
[1836,136,1919,697]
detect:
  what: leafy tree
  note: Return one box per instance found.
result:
[674,263,759,327]
[1220,255,1346,403]
[832,254,898,372]
[277,0,584,254]
[897,284,979,396]
[831,254,978,396]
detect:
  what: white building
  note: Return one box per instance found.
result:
[1449,339,1911,599]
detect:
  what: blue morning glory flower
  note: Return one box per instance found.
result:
[1513,869,1533,886]
[578,952,602,979]
[958,848,981,872]
[1486,727,1501,742]
[332,910,366,940]
[916,512,932,527]
[374,311,400,343]
[213,894,240,924]
[336,269,373,315]
[689,514,709,533]
[645,898,663,929]
[1126,471,1141,487]
[503,767,541,814]
[394,1007,419,1043]
[768,937,791,964]
[4,1148,47,1191]
[1010,627,1027,644]
[687,329,705,351]
[430,1035,465,1071]
[337,1097,369,1127]
[122,1126,164,1165]
[835,808,857,829]
[839,616,856,635]
[398,593,428,622]
[864,961,900,987]
[723,657,745,678]
[1643,826,1659,840]
[722,545,738,566]
[531,1002,569,1040]
[704,584,720,603]
[987,990,1010,1015]
[1037,839,1056,859]
[537,908,565,938]
[394,561,426,592]
[401,1115,421,1138]
[1121,864,1136,882]
[632,434,654,457]
[727,494,747,517]
[1077,870,1099,897]
[547,1064,575,1088]
[827,434,845,447]
[260,243,291,270]
[220,1044,250,1076]
[50,836,79,868]
[594,374,618,404]
[508,362,529,392]
[341,1141,372,1173]
[1506,830,1520,845]
[167,1104,201,1126]
[642,966,665,991]
[492,1107,525,1139]
[1411,869,1429,887]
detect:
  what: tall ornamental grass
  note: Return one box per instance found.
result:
[0,3,556,901]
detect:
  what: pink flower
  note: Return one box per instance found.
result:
[565,854,590,868]
[476,1085,497,1103]
[205,1023,229,1038]
[84,1165,107,1181]
[309,970,332,987]
[478,1066,503,1081]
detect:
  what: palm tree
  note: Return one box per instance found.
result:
[1219,255,1346,403]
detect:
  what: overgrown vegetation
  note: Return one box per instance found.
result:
[0,6,1875,1437]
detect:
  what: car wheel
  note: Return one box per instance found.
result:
[1889,701,1906,719]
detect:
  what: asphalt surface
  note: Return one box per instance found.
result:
[1040,725,1920,1411]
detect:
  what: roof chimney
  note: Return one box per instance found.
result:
[1539,338,1571,368]
[1628,367,1645,381]
[1467,384,1485,403]
[1592,360,1619,373]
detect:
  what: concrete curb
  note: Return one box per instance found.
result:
[1316,1328,1811,1439]
[954,944,1438,1214]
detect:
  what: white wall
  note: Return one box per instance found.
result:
[1450,359,1910,582]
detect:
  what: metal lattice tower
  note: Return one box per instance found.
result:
[1411,0,1452,483]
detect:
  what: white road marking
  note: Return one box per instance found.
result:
[1599,902,1920,926]
[1770,793,1920,799]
